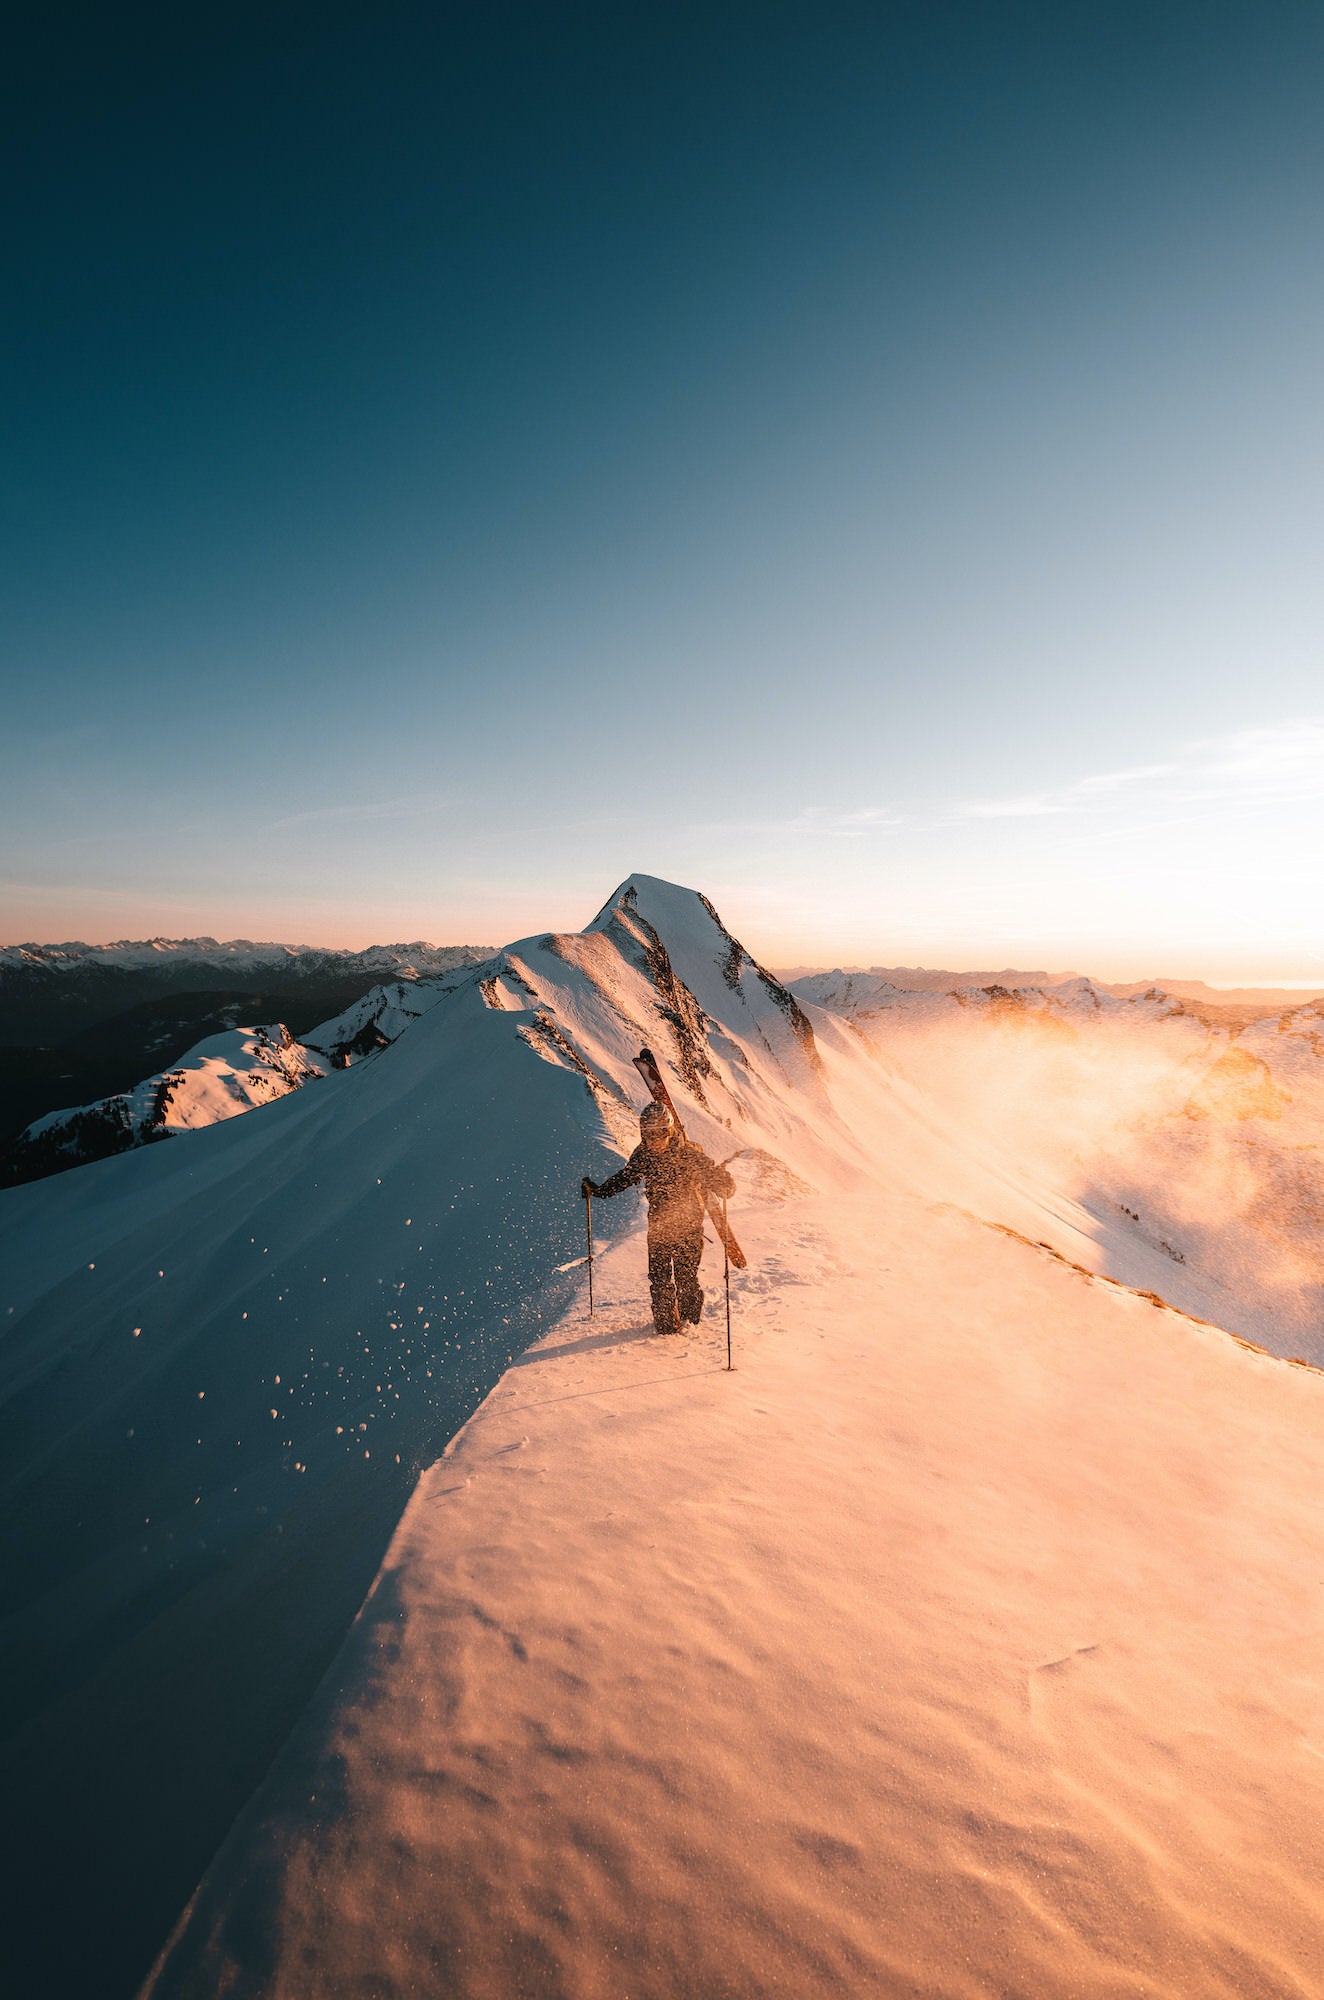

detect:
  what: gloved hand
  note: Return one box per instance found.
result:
[581,1177,598,1199]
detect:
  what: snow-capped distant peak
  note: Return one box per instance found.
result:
[0,937,493,976]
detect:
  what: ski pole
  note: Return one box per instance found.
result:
[585,1188,595,1317]
[723,1194,732,1370]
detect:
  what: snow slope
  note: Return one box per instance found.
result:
[143,924,1324,1998]
[0,878,852,2000]
[6,877,1324,1998]
[146,1197,1324,2000]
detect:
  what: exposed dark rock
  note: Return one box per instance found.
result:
[517,1011,630,1104]
[611,889,715,1102]
[328,1020,391,1065]
[697,893,748,992]
[4,1095,143,1186]
[753,965,822,1071]
[694,892,821,1070]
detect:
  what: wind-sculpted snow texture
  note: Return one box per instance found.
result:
[0,877,848,2000]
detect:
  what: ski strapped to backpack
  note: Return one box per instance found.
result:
[631,1046,747,1270]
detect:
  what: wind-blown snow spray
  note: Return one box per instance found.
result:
[838,996,1324,1352]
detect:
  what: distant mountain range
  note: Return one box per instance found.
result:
[773,963,1081,987]
[0,937,495,1161]
[777,965,1324,1014]
[0,935,492,1031]
[0,937,457,969]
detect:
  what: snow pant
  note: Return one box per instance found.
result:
[648,1228,704,1335]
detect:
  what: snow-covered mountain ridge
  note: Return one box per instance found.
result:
[6,875,1324,2000]
[0,939,497,1164]
[781,964,1324,1013]
[6,973,474,1184]
[0,875,855,1999]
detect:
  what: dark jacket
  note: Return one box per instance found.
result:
[594,1136,735,1241]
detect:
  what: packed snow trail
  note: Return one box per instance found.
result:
[146,1192,1324,1999]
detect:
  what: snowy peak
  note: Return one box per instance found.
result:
[303,978,455,1063]
[446,900,820,1178]
[588,876,822,1095]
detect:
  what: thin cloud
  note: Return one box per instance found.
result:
[1189,719,1324,789]
[958,767,1176,819]
[957,794,1064,820]
[785,806,903,838]
[954,719,1324,823]
[269,793,453,831]
[682,806,905,840]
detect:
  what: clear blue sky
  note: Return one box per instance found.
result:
[4,2,1322,978]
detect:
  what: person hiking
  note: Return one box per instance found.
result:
[582,1101,735,1336]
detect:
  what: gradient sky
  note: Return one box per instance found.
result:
[4,2,1323,978]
